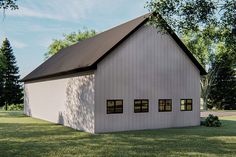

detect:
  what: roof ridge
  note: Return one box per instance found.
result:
[22,12,206,82]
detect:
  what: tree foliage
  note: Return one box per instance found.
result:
[0,0,18,10]
[208,52,236,109]
[181,26,215,68]
[146,0,235,33]
[146,0,236,109]
[0,0,18,19]
[45,29,96,58]
[0,53,6,105]
[0,38,23,108]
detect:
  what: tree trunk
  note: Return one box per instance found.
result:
[5,102,7,111]
[203,99,207,111]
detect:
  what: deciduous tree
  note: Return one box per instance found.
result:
[0,0,18,18]
[45,29,96,58]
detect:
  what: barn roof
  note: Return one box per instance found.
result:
[22,13,206,82]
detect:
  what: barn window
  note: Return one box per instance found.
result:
[134,99,149,113]
[180,99,192,111]
[107,100,123,114]
[159,99,172,112]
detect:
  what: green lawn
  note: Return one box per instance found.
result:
[0,111,236,157]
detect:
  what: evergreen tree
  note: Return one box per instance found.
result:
[0,53,6,106]
[0,38,23,109]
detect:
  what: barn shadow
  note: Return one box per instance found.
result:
[23,85,32,116]
[59,74,95,133]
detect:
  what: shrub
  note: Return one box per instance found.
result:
[200,120,206,126]
[204,114,221,127]
[4,104,24,111]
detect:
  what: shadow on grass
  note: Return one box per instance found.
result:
[0,111,24,118]
[0,112,236,157]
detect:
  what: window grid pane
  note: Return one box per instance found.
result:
[134,100,149,113]
[166,105,171,111]
[181,105,185,111]
[181,100,186,105]
[107,100,123,114]
[159,99,172,112]
[180,99,192,111]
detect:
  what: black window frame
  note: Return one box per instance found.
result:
[158,99,172,112]
[134,99,149,113]
[180,99,193,111]
[107,100,123,114]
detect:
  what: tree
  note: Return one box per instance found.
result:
[0,0,18,17]
[182,27,219,110]
[208,51,236,109]
[0,38,23,109]
[182,26,215,68]
[0,53,6,106]
[146,0,236,110]
[0,0,18,9]
[0,0,18,10]
[146,0,235,34]
[45,29,96,58]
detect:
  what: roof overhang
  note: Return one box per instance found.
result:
[22,13,206,82]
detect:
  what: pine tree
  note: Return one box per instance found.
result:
[0,53,6,106]
[0,38,23,109]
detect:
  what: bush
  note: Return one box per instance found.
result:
[200,120,206,126]
[4,104,24,111]
[204,114,221,127]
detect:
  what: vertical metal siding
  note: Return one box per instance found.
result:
[94,26,200,133]
[24,74,95,133]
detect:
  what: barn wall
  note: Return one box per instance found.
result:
[24,74,95,133]
[94,26,201,133]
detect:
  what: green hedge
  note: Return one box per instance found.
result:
[4,104,24,111]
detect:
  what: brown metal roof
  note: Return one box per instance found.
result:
[22,13,206,82]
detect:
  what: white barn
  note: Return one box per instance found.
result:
[22,13,206,133]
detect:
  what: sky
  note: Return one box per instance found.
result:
[0,0,148,78]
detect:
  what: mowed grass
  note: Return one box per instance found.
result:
[0,111,236,157]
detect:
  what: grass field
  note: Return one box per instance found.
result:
[0,111,236,157]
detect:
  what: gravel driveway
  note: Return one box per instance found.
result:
[201,111,236,117]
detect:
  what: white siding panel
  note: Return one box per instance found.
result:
[24,74,95,133]
[95,26,201,133]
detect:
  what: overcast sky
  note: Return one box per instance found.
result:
[0,0,148,78]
